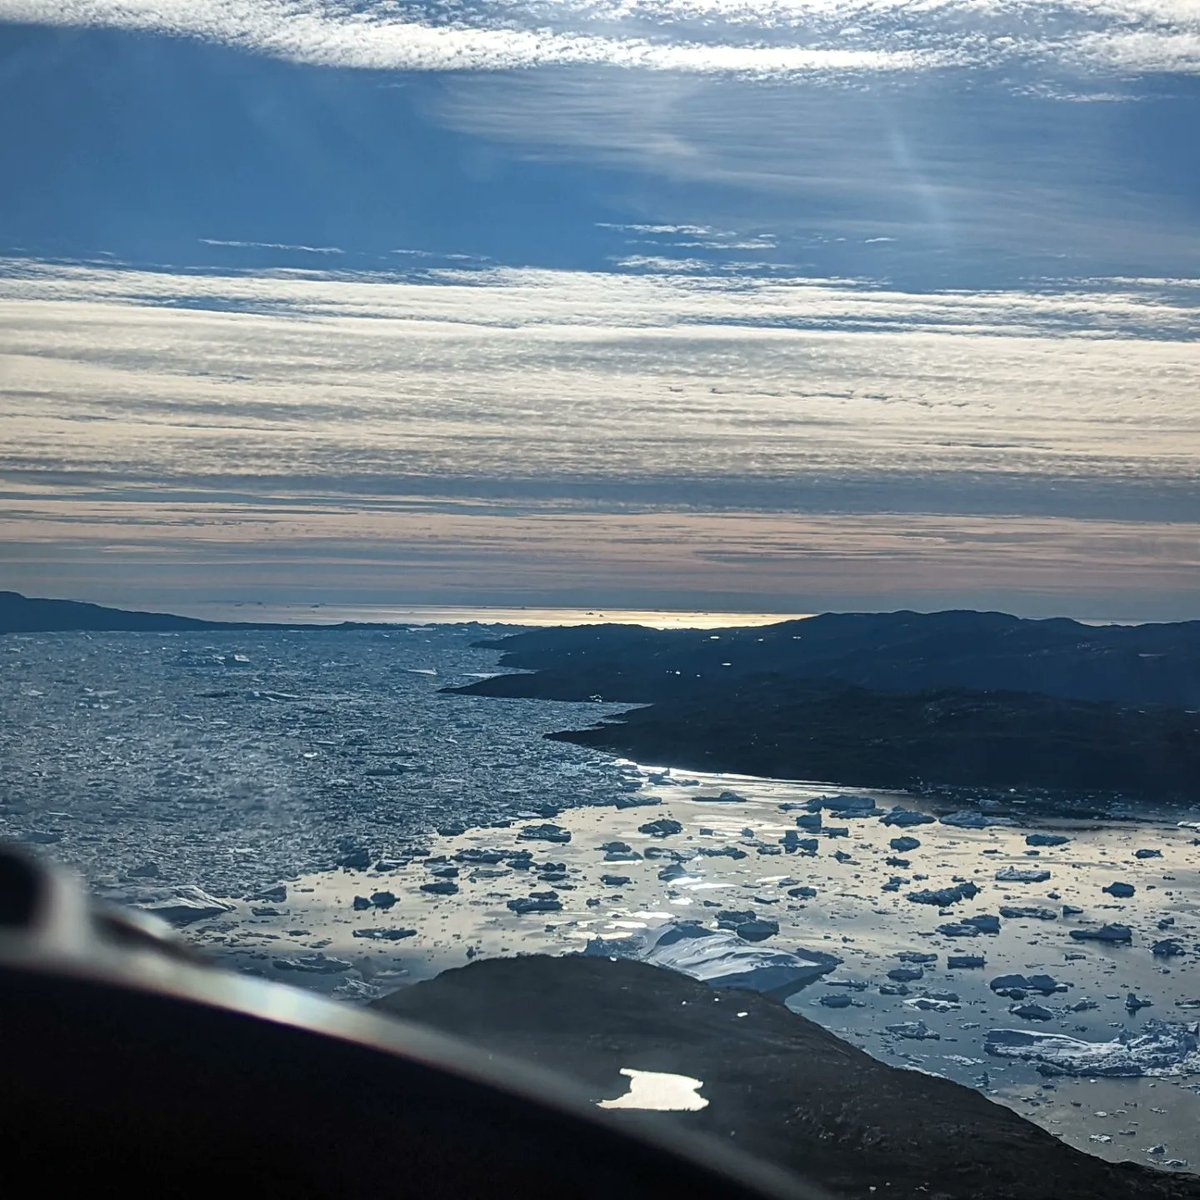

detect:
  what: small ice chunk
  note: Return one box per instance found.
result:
[639,818,683,838]
[1010,1003,1054,1021]
[520,823,572,844]
[908,882,980,906]
[990,974,1062,997]
[996,867,1051,883]
[999,906,1057,920]
[692,790,747,804]
[1152,939,1185,958]
[507,896,563,914]
[275,953,351,974]
[819,993,853,1008]
[886,1021,940,1040]
[1070,924,1133,944]
[940,811,1015,829]
[1025,833,1070,847]
[880,809,936,827]
[735,919,778,943]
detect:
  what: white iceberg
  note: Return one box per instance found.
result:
[985,1020,1200,1077]
[583,922,839,998]
[136,886,237,926]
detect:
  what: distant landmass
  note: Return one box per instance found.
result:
[7,593,1196,800]
[0,591,371,635]
[0,591,263,634]
[451,611,1200,801]
[378,955,1200,1200]
[461,610,1200,708]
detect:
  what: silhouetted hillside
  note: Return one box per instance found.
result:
[451,611,1200,799]
[0,592,241,634]
[0,592,359,635]
[549,678,1200,800]
[463,609,1200,708]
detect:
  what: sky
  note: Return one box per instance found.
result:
[0,2,1197,620]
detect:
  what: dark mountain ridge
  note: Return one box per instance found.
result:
[465,609,1200,708]
[452,610,1200,801]
[0,591,383,635]
[0,591,273,635]
[546,677,1200,800]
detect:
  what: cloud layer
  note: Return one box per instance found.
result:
[2,255,1195,615]
[2,260,1197,491]
[5,0,1200,77]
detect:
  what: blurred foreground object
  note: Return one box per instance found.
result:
[0,845,811,1198]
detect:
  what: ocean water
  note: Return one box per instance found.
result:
[0,626,632,894]
[161,602,812,629]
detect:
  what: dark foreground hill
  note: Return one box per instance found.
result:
[377,955,1200,1200]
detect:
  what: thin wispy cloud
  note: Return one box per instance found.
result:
[200,238,344,254]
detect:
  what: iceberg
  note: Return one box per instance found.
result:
[985,1020,1200,1077]
[583,922,840,999]
[136,886,236,926]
